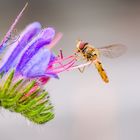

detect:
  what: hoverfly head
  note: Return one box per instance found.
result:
[76,40,88,52]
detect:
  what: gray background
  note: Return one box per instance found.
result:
[0,0,140,140]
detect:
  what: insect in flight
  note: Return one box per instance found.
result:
[75,40,126,83]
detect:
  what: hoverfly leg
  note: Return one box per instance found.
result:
[88,60,93,67]
[74,53,79,60]
[78,66,86,73]
[78,60,93,73]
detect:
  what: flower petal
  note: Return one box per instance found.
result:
[0,22,42,73]
[19,47,58,78]
[16,27,55,72]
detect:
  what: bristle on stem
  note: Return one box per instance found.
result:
[0,3,28,48]
[0,70,54,124]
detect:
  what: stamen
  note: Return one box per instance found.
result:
[49,58,76,73]
[53,55,76,64]
[49,50,76,72]
[52,55,76,72]
[54,59,76,70]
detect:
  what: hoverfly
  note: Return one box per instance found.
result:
[75,40,126,83]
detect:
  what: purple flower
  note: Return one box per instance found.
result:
[0,22,58,78]
[0,3,86,86]
[0,21,77,85]
[0,3,91,124]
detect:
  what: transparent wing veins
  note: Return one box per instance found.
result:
[98,44,127,58]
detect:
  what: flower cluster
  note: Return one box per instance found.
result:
[0,3,88,124]
[0,3,80,124]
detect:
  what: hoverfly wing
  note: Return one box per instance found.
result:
[98,44,127,58]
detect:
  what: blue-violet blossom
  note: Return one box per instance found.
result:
[0,4,78,88]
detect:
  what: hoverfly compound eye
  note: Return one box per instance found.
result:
[79,43,84,49]
[79,42,88,50]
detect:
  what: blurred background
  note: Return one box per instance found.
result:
[0,0,140,140]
